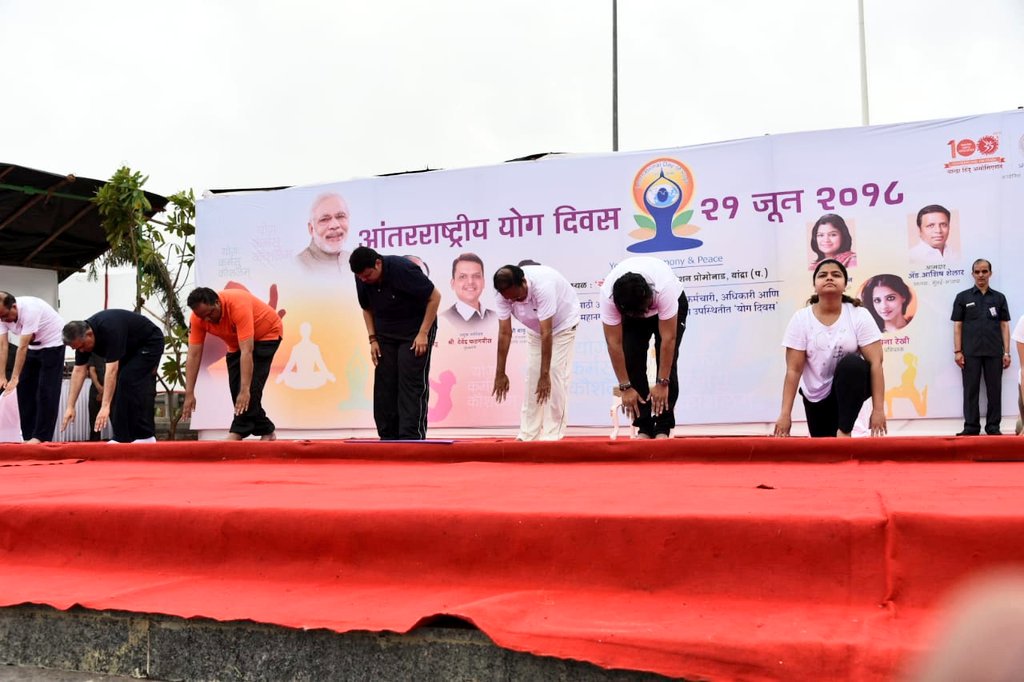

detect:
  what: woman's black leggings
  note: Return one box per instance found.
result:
[801,353,871,437]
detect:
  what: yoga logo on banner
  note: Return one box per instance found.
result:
[628,157,702,253]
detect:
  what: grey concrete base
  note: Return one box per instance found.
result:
[0,666,140,681]
[0,605,682,682]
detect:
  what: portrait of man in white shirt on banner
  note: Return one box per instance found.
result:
[909,204,960,264]
[440,252,494,328]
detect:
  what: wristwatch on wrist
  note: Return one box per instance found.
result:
[617,381,632,392]
[655,377,671,386]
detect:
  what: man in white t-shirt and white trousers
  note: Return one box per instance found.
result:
[1011,315,1024,435]
[0,291,66,443]
[492,263,581,441]
[600,257,688,439]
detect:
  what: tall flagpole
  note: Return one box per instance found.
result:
[612,0,619,151]
[858,0,870,125]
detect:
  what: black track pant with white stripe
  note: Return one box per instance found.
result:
[373,328,436,440]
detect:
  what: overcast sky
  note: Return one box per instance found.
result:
[1,0,1022,196]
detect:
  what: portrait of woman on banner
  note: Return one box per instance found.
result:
[861,273,916,333]
[808,213,857,270]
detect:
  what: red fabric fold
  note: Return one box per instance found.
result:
[1,434,1021,464]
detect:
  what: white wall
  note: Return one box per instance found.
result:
[1,267,60,350]
[58,267,146,322]
[0,266,58,306]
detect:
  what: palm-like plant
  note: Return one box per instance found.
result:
[91,166,196,438]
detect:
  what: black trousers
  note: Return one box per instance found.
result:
[17,345,64,442]
[374,328,436,440]
[109,339,162,443]
[88,386,102,441]
[802,353,871,437]
[621,292,688,437]
[961,354,1003,433]
[226,339,281,438]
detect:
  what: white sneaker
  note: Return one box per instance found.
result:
[132,436,157,444]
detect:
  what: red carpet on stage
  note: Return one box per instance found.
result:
[1,436,1023,681]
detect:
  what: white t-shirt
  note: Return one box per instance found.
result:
[0,296,64,348]
[495,265,581,335]
[599,257,684,326]
[1011,315,1024,385]
[781,302,881,402]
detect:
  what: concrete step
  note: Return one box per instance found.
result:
[0,605,676,682]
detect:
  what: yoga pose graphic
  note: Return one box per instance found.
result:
[884,353,928,417]
[277,322,335,390]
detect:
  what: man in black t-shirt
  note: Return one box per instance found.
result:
[350,246,440,440]
[61,310,165,443]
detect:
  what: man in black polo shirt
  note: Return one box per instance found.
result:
[61,310,166,443]
[951,258,1011,436]
[349,247,440,440]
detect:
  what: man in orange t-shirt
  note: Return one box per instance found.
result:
[182,287,284,440]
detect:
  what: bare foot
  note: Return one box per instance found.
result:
[837,431,852,438]
[654,433,670,440]
[225,432,243,441]
[260,432,277,441]
[25,438,41,444]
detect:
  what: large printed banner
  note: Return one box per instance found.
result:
[193,110,1024,430]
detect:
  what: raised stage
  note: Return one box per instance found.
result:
[2,436,1023,681]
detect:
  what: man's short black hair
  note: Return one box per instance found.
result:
[62,320,91,345]
[451,252,484,278]
[0,292,15,309]
[916,204,950,227]
[493,265,525,292]
[186,287,219,309]
[611,273,652,318]
[349,246,381,273]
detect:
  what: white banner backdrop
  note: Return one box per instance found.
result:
[193,110,1024,430]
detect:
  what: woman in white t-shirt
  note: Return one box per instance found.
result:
[774,259,887,437]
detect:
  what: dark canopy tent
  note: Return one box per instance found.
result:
[0,163,168,281]
[204,152,565,194]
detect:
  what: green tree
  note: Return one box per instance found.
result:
[92,166,195,439]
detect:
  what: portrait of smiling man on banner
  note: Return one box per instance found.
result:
[910,204,960,264]
[441,252,494,328]
[297,191,351,274]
